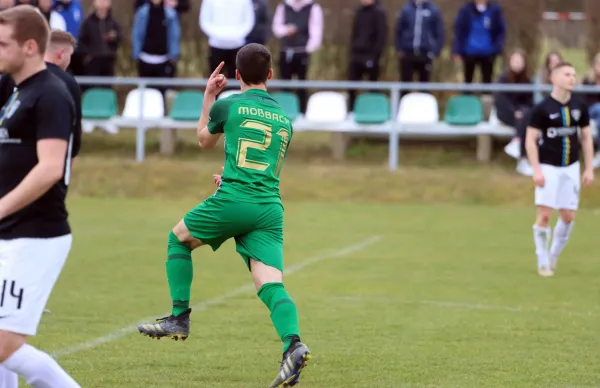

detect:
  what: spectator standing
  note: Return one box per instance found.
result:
[132,0,181,93]
[395,0,443,87]
[135,0,190,15]
[582,52,600,168]
[200,0,255,78]
[452,0,505,84]
[534,51,562,104]
[246,0,270,45]
[272,0,324,112]
[78,0,121,81]
[347,0,387,110]
[493,49,534,176]
[38,0,67,30]
[53,0,83,39]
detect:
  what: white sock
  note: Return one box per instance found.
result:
[2,344,80,388]
[0,365,18,388]
[550,219,574,264]
[533,225,552,268]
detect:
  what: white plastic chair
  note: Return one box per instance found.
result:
[305,92,347,122]
[122,88,165,119]
[218,90,241,100]
[397,92,439,124]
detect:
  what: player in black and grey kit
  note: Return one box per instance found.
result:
[526,61,595,278]
[0,5,80,388]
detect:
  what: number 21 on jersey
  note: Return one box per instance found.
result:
[236,120,290,176]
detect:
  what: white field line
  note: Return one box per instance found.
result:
[51,236,382,358]
[333,296,596,317]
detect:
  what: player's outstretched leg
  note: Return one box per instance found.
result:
[533,206,554,277]
[250,260,311,387]
[549,210,575,271]
[138,230,196,341]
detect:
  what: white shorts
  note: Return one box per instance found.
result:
[0,235,72,336]
[535,162,581,210]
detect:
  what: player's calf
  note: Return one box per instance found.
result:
[549,210,576,271]
[251,260,311,387]
[533,206,553,275]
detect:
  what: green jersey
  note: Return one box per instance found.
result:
[207,89,293,204]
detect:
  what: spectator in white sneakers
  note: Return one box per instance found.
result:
[200,0,255,78]
[495,49,534,176]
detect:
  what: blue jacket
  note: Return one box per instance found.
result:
[52,0,83,39]
[452,1,506,57]
[131,4,181,60]
[395,0,444,56]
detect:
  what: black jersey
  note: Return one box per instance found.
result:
[0,62,81,157]
[528,95,590,167]
[0,69,76,239]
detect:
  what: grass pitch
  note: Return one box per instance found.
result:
[27,197,600,387]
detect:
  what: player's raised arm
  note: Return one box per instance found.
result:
[198,61,227,149]
[0,93,72,220]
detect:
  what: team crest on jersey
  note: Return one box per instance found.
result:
[571,109,581,121]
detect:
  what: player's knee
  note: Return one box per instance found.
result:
[536,208,552,227]
[0,330,26,362]
[250,259,283,290]
[559,210,575,223]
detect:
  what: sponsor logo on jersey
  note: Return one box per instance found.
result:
[547,126,577,138]
[549,113,560,119]
[0,127,21,144]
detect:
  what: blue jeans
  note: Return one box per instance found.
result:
[589,103,600,147]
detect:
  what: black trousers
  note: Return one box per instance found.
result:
[279,52,309,112]
[399,54,432,97]
[209,47,238,78]
[81,57,116,92]
[463,55,495,84]
[399,54,432,83]
[348,59,380,110]
[138,60,176,95]
[84,57,116,77]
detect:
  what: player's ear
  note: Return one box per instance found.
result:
[267,69,273,80]
[235,69,240,81]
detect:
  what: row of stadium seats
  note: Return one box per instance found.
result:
[81,87,514,135]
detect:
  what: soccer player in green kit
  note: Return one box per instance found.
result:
[137,44,310,388]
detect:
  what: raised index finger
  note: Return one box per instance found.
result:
[211,62,225,78]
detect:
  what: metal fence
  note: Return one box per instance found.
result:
[74,76,600,170]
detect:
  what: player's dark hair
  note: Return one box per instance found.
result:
[0,5,49,55]
[236,43,271,85]
[552,61,574,72]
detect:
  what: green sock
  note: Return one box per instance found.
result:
[258,282,300,352]
[166,231,193,316]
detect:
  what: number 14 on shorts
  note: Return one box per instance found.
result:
[0,279,24,312]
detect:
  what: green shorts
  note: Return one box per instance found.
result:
[183,196,284,271]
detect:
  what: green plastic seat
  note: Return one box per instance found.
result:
[170,90,204,121]
[271,92,300,121]
[353,93,390,124]
[443,95,484,126]
[82,88,118,120]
